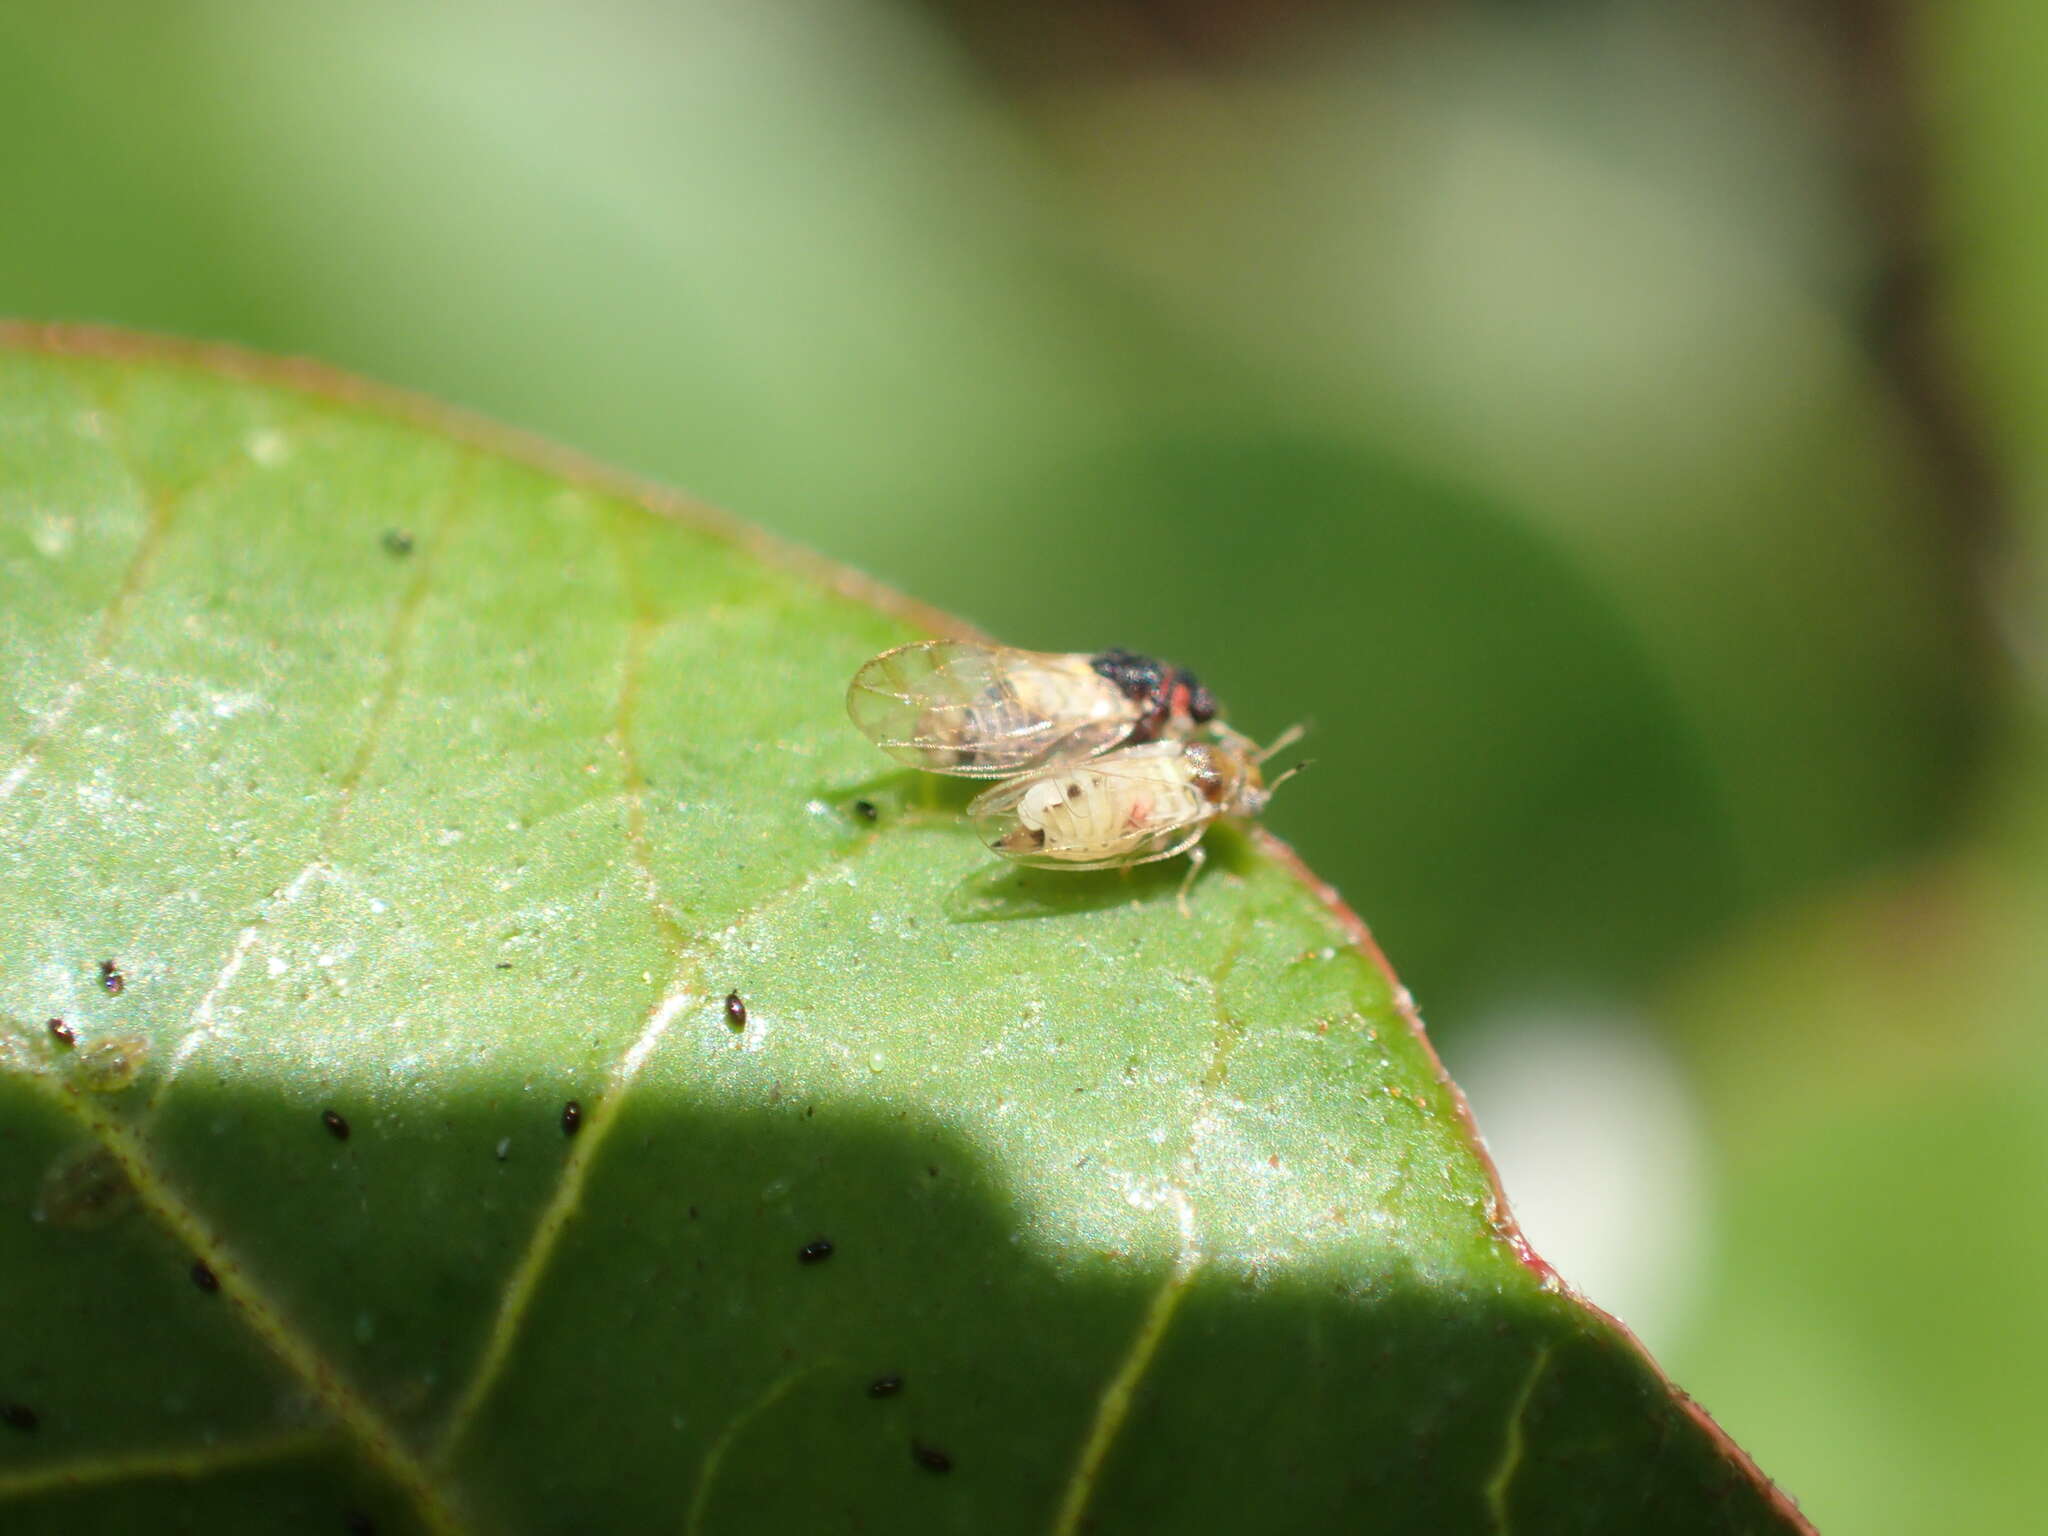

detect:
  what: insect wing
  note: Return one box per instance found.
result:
[847,640,1137,777]
[971,743,1214,870]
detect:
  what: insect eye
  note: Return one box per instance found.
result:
[1188,682,1217,723]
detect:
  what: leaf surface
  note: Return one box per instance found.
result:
[0,329,1803,1534]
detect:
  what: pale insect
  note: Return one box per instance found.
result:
[846,640,1218,779]
[968,725,1304,912]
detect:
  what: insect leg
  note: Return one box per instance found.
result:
[1175,842,1208,917]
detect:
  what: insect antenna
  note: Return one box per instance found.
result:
[1254,722,1308,764]
[1264,757,1312,794]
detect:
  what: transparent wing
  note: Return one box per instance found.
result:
[987,824,1210,873]
[846,640,1138,778]
[963,740,1189,818]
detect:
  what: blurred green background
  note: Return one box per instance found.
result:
[3,1,2041,1529]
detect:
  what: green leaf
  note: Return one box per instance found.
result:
[0,329,1803,1534]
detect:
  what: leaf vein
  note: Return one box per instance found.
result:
[683,1360,840,1534]
[4,1066,472,1534]
[1485,1342,1555,1532]
[429,789,912,1465]
[1048,914,1254,1533]
[142,452,477,1115]
[0,370,178,805]
[0,1428,327,1502]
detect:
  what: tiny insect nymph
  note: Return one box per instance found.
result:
[967,725,1303,912]
[846,640,1217,778]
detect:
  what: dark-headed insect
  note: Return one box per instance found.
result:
[846,641,1216,779]
[847,640,1300,910]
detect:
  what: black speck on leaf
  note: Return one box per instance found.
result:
[343,1511,377,1535]
[97,959,124,995]
[561,1100,583,1137]
[381,529,414,557]
[321,1108,351,1142]
[1,1401,38,1433]
[46,1018,74,1047]
[724,992,747,1031]
[867,1373,903,1399]
[798,1238,834,1265]
[911,1441,953,1473]
[852,798,878,822]
[190,1260,220,1293]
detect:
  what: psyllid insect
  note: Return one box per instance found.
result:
[846,640,1216,778]
[968,725,1303,907]
[846,640,1301,910]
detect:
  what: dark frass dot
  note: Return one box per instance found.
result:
[724,992,747,1031]
[47,1018,74,1047]
[381,529,414,557]
[561,1100,583,1137]
[321,1108,351,1142]
[852,798,878,823]
[1,1401,37,1433]
[911,1441,953,1474]
[798,1238,834,1265]
[191,1260,220,1294]
[98,959,124,995]
[867,1373,903,1399]
[343,1511,377,1536]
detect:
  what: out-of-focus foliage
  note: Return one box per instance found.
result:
[0,1,2030,1530]
[1648,3,2048,1532]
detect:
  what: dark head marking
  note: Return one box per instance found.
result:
[1089,648,1166,705]
[1091,650,1220,742]
[321,1108,351,1142]
[798,1238,835,1264]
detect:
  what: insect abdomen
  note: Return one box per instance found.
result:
[1015,757,1203,863]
